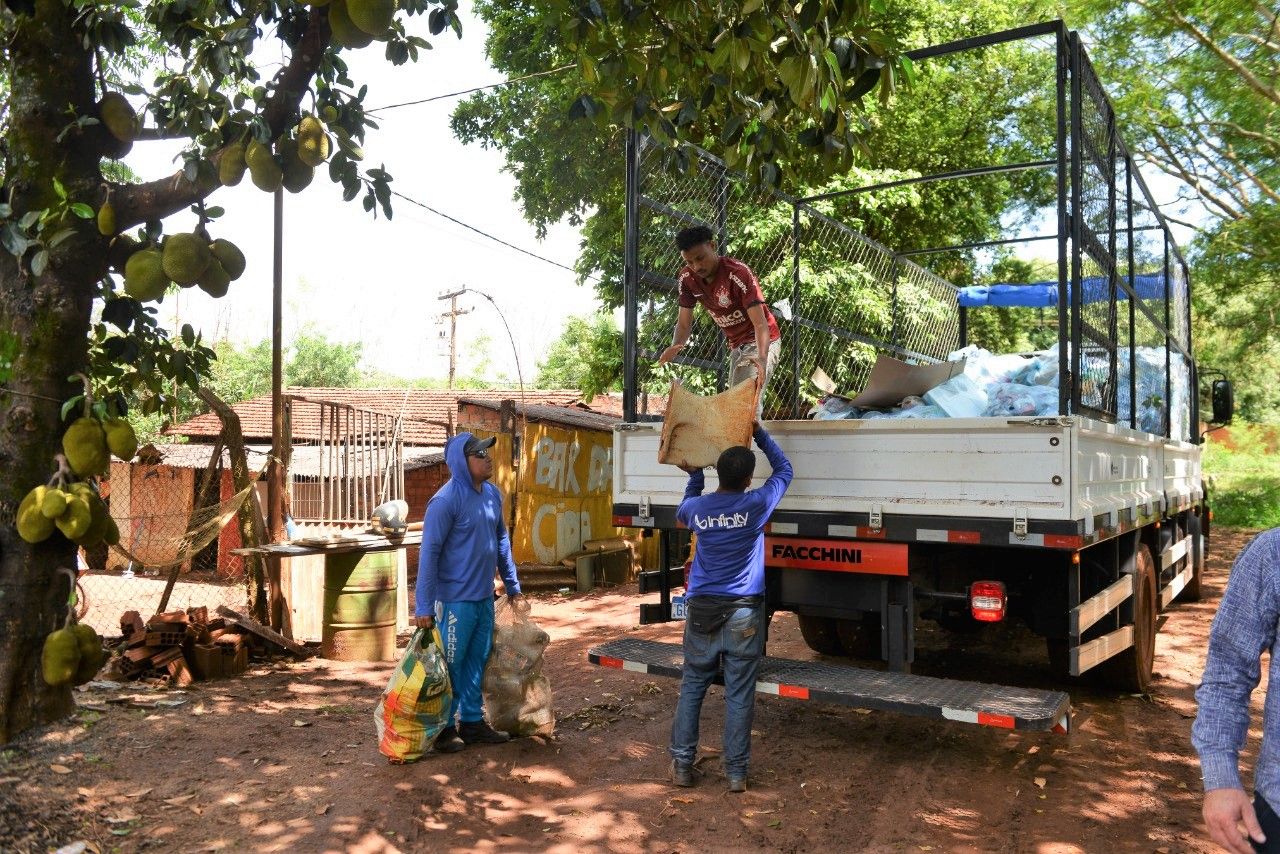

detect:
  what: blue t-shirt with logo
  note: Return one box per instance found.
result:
[676,426,793,597]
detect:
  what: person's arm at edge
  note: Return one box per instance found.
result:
[1194,532,1279,852]
[491,485,522,599]
[659,306,695,364]
[676,466,705,528]
[414,493,454,625]
[752,423,792,513]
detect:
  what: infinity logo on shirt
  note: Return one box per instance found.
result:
[692,511,750,530]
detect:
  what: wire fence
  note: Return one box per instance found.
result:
[632,138,962,420]
[80,455,252,639]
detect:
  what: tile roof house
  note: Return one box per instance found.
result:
[165,387,594,447]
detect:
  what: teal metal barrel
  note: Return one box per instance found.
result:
[321,550,398,661]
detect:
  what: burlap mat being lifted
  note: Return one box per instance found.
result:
[657,377,758,469]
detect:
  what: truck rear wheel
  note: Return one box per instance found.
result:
[1099,544,1157,693]
[1182,512,1205,602]
[836,614,882,660]
[797,614,844,656]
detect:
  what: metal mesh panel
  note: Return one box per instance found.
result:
[631,138,959,419]
[1071,53,1119,419]
[1130,306,1168,436]
[1170,261,1190,352]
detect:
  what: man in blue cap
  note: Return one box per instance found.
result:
[414,431,525,752]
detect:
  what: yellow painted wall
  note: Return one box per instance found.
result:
[470,421,659,570]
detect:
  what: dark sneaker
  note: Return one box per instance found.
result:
[459,720,510,745]
[670,760,695,788]
[727,776,747,793]
[434,726,465,754]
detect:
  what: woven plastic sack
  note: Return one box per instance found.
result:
[482,596,555,737]
[374,626,452,763]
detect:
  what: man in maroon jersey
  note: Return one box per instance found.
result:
[657,225,781,415]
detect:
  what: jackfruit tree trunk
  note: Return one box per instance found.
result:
[0,0,106,743]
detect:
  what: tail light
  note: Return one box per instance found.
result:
[970,581,1007,622]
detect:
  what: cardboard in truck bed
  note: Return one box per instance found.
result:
[658,377,757,468]
[846,354,966,408]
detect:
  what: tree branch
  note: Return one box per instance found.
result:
[1147,0,1280,107]
[111,10,330,231]
[1146,133,1245,220]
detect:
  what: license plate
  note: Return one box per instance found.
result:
[671,595,687,620]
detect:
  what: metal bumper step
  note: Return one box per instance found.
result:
[588,637,1071,733]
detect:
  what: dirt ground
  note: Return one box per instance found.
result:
[0,528,1267,853]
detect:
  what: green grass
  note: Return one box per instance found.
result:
[1204,424,1280,528]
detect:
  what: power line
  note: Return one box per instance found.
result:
[390,189,601,282]
[366,64,574,114]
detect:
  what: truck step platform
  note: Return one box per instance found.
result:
[589,637,1071,733]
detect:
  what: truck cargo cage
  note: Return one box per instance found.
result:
[589,637,1071,733]
[620,20,1196,444]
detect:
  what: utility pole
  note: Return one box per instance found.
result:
[437,287,471,389]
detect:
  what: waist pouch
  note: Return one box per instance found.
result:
[687,595,763,635]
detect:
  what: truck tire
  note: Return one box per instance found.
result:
[836,614,881,660]
[1098,543,1157,693]
[1182,512,1205,602]
[797,614,844,656]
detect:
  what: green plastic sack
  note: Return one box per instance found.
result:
[374,626,452,763]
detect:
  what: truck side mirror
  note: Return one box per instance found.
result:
[1211,378,1234,424]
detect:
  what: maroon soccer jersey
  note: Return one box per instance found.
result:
[677,256,780,348]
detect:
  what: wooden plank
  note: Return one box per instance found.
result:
[216,605,309,657]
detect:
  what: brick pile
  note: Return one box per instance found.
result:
[115,607,250,685]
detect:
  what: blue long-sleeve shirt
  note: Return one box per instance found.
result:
[414,432,520,615]
[676,425,793,598]
[1192,528,1280,800]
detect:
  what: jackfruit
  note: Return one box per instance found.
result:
[162,233,212,285]
[209,239,246,280]
[219,141,247,187]
[17,486,55,543]
[77,493,109,547]
[328,0,374,49]
[56,493,93,541]
[71,624,105,685]
[320,105,340,123]
[42,628,81,687]
[123,248,169,302]
[40,486,68,519]
[196,258,231,298]
[348,0,396,36]
[104,416,138,461]
[97,201,116,236]
[63,416,110,477]
[245,138,283,192]
[99,92,138,143]
[279,138,316,192]
[296,116,330,167]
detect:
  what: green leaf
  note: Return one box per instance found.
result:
[205,206,225,218]
[61,395,84,421]
[31,249,49,277]
[52,178,66,200]
[70,203,94,219]
[181,324,195,347]
[900,55,917,88]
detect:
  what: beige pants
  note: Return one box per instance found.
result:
[728,338,781,417]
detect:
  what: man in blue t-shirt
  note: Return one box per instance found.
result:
[668,421,792,792]
[415,432,525,753]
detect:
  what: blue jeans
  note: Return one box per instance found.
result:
[435,599,495,725]
[669,600,767,778]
